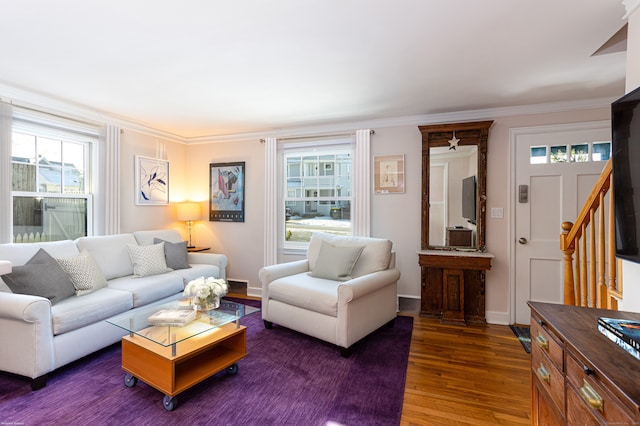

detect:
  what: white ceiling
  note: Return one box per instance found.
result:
[0,0,629,139]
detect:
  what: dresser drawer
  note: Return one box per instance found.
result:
[532,338,565,414]
[531,315,564,372]
[566,385,601,426]
[566,353,635,425]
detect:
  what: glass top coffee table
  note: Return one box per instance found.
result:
[107,299,260,411]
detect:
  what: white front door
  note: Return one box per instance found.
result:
[512,122,611,324]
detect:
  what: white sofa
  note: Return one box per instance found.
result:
[259,233,400,356]
[0,229,227,390]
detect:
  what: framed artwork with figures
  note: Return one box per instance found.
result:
[210,162,245,222]
[374,154,405,194]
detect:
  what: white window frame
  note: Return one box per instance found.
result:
[278,137,355,254]
[8,109,99,242]
[283,143,353,251]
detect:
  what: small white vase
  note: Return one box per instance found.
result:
[194,296,220,311]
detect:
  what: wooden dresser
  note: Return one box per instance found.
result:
[528,301,640,425]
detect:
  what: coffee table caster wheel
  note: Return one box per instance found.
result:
[162,395,178,411]
[124,373,137,388]
[226,363,239,376]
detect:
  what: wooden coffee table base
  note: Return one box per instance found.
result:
[120,322,247,410]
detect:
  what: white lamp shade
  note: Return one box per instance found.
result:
[0,260,12,275]
[177,202,201,221]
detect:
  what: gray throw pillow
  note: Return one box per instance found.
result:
[309,240,365,281]
[154,238,191,270]
[3,248,76,305]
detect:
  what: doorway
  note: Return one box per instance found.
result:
[511,121,611,324]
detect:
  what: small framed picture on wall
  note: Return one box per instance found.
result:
[210,161,245,222]
[374,154,405,194]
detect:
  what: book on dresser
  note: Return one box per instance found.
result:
[598,317,640,361]
[148,308,196,326]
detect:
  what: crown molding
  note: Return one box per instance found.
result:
[188,97,615,144]
[0,81,614,145]
[623,0,640,18]
[0,81,187,143]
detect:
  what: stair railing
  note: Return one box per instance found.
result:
[560,159,621,309]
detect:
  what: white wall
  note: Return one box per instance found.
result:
[619,6,640,313]
[118,130,189,236]
[1,87,615,321]
[122,107,611,324]
[179,129,424,299]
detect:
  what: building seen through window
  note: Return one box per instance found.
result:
[284,148,352,245]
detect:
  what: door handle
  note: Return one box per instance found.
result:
[518,237,527,245]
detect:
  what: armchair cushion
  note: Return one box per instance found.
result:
[268,274,341,317]
[309,240,364,281]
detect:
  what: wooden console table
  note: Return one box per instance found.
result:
[418,250,493,324]
[529,301,640,425]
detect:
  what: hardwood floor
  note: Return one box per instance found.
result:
[236,295,531,424]
[399,314,531,426]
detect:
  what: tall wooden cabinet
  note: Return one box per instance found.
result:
[529,301,640,425]
[418,121,493,324]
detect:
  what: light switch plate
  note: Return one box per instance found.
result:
[491,207,504,219]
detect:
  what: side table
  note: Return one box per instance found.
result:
[187,247,210,252]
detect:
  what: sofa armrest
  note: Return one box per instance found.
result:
[0,292,55,379]
[0,292,51,322]
[259,260,309,320]
[259,259,310,288]
[338,268,401,303]
[187,252,228,279]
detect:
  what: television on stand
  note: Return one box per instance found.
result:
[612,85,640,263]
[462,175,477,225]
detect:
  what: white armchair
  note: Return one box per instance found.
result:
[259,233,400,356]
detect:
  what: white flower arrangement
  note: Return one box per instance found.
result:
[184,276,228,309]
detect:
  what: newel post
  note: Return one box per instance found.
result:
[560,222,576,306]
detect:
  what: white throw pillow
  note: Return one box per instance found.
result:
[307,233,393,277]
[309,240,365,281]
[127,243,171,277]
[56,250,108,296]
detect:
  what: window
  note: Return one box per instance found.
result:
[10,115,96,243]
[283,146,352,249]
[530,141,611,164]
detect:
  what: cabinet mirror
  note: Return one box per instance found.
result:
[419,121,492,252]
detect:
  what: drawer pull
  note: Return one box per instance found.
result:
[535,334,549,350]
[579,380,603,412]
[537,364,550,384]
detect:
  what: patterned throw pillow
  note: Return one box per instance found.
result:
[56,250,108,296]
[127,242,171,277]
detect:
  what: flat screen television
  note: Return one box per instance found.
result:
[462,175,476,225]
[612,85,640,263]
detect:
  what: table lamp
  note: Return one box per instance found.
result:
[0,260,12,275]
[177,202,201,248]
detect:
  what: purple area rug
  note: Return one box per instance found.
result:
[0,298,412,426]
